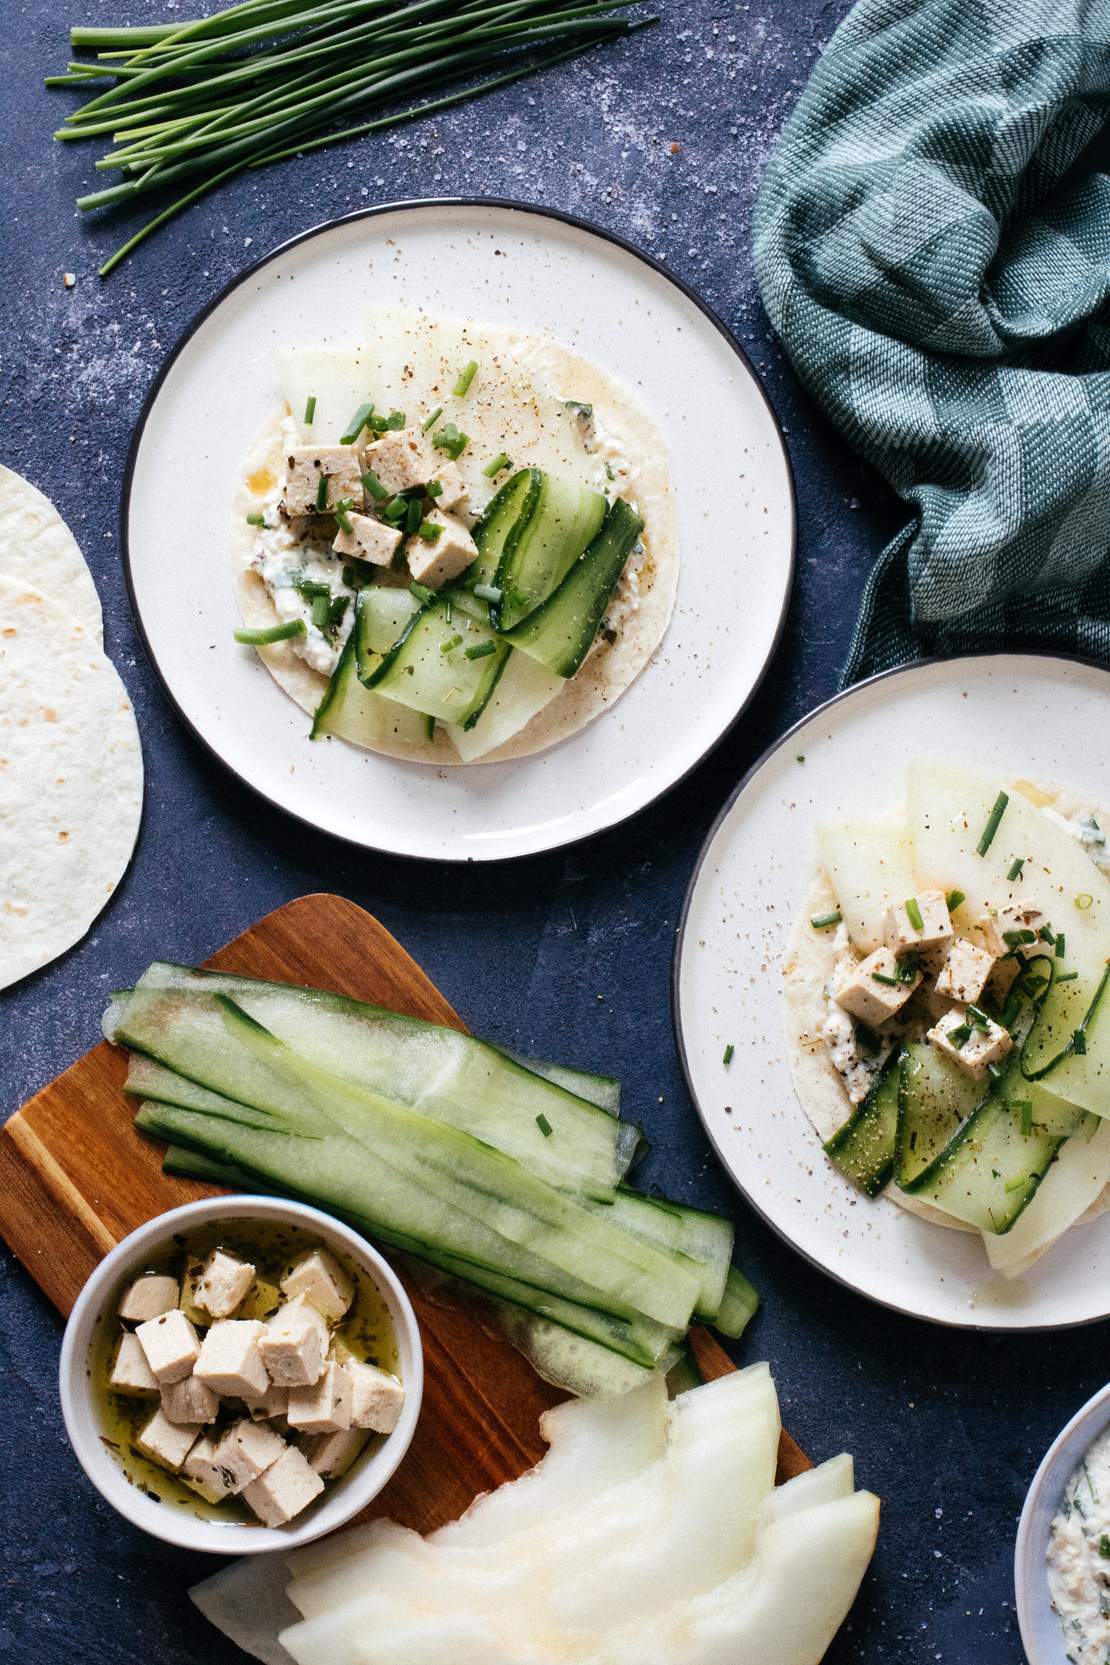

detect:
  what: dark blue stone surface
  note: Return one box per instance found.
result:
[1,2,1096,1659]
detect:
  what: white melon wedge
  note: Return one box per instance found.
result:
[814,816,916,952]
[763,1452,854,1520]
[984,1114,1110,1276]
[190,1554,302,1665]
[287,1611,560,1665]
[446,651,565,762]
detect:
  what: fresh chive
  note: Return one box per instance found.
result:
[1100,1535,1110,1559]
[245,511,269,528]
[1076,893,1094,910]
[535,1112,553,1138]
[304,394,316,424]
[409,581,434,605]
[1057,971,1079,982]
[405,498,422,534]
[483,452,512,477]
[421,406,444,435]
[293,579,329,601]
[327,594,349,631]
[945,890,965,912]
[1016,1100,1033,1136]
[383,495,408,523]
[1007,857,1025,881]
[432,422,469,460]
[234,619,305,645]
[310,592,331,631]
[967,1004,990,1030]
[383,410,405,431]
[1038,925,1056,944]
[453,359,478,397]
[473,583,503,603]
[722,1043,734,1066]
[1003,928,1037,947]
[361,470,388,501]
[464,640,496,660]
[1074,1029,1088,1056]
[340,401,373,445]
[416,519,442,543]
[871,971,899,987]
[425,479,444,498]
[949,1023,972,1048]
[810,910,842,930]
[977,790,1009,855]
[439,633,463,654]
[904,897,924,932]
[1056,933,1066,958]
[314,472,329,511]
[444,600,452,623]
[333,497,355,534]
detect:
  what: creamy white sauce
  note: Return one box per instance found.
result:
[821,924,895,1103]
[1048,1424,1110,1664]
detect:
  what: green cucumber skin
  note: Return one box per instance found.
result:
[467,467,541,595]
[712,1265,760,1339]
[504,496,644,678]
[368,596,510,730]
[894,1043,984,1189]
[492,471,607,632]
[825,1059,900,1198]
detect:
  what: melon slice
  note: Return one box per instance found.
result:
[814,815,916,952]
[983,1114,1110,1275]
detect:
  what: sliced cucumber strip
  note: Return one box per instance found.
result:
[895,1042,984,1189]
[352,584,420,683]
[493,471,607,631]
[503,496,644,678]
[369,596,509,730]
[464,466,539,596]
[825,1059,899,1197]
[712,1266,760,1340]
[444,650,564,763]
[490,1044,622,1116]
[583,1189,733,1322]
[310,621,427,749]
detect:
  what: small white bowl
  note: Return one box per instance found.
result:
[59,1195,423,1553]
[1016,1380,1110,1663]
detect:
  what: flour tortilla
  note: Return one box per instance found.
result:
[230,326,678,765]
[0,464,103,644]
[0,577,143,989]
[783,781,1110,1237]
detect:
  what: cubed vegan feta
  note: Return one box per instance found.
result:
[978,897,1046,958]
[332,512,403,568]
[178,1256,209,1325]
[259,1294,329,1387]
[425,460,467,513]
[135,1308,201,1385]
[286,1359,352,1435]
[886,890,953,954]
[283,445,364,516]
[363,425,433,495]
[345,1358,405,1433]
[137,1407,201,1471]
[195,1248,256,1320]
[194,1318,269,1398]
[833,947,922,1028]
[406,510,477,589]
[181,1433,232,1502]
[118,1272,179,1324]
[927,1008,1014,1080]
[242,1445,324,1526]
[212,1418,287,1494]
[281,1248,354,1324]
[300,1426,369,1479]
[935,939,996,1005]
[161,1373,220,1426]
[109,1331,159,1396]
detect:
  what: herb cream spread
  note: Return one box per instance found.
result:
[1048,1425,1110,1665]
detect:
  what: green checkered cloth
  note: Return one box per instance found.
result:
[752,0,1110,684]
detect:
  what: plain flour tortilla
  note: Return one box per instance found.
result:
[0,576,143,990]
[230,327,678,765]
[783,782,1110,1237]
[0,464,103,644]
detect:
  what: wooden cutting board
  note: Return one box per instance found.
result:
[0,893,807,1530]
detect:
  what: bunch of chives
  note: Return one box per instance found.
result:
[48,0,655,275]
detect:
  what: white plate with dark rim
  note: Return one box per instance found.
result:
[122,199,795,862]
[673,651,1110,1330]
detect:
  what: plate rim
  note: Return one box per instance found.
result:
[119,195,798,862]
[671,647,1110,1332]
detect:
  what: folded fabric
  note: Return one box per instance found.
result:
[753,0,1110,683]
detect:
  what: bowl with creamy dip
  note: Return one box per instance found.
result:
[1017,1382,1110,1664]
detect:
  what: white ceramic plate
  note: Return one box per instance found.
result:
[674,652,1110,1330]
[123,200,794,861]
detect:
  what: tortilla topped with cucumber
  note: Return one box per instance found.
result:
[783,765,1110,1276]
[231,305,678,765]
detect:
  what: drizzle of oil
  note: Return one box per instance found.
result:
[246,465,276,496]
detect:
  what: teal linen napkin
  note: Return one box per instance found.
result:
[752,0,1110,684]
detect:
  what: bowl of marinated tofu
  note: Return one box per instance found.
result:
[58,1195,423,1551]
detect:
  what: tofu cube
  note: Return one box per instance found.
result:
[978,897,1046,958]
[196,1248,256,1320]
[286,1360,352,1435]
[118,1272,179,1324]
[241,1381,289,1423]
[181,1433,232,1502]
[363,426,433,495]
[178,1256,209,1325]
[281,1248,355,1324]
[935,939,996,1005]
[242,1445,324,1526]
[237,1277,283,1323]
[832,947,923,1028]
[345,1358,405,1433]
[135,1308,201,1385]
[425,460,468,513]
[406,511,477,589]
[137,1407,201,1471]
[886,890,953,954]
[927,1008,1013,1080]
[194,1319,269,1398]
[299,1426,370,1479]
[109,1331,159,1397]
[160,1373,220,1426]
[332,512,403,568]
[284,445,364,516]
[212,1418,287,1494]
[259,1295,329,1388]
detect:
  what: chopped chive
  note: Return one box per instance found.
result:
[425,479,444,499]
[310,592,331,631]
[1056,933,1067,958]
[1007,857,1026,881]
[314,472,329,511]
[1100,1535,1110,1559]
[384,410,405,431]
[405,499,423,534]
[294,579,329,601]
[1039,925,1056,944]
[967,1004,990,1030]
[483,452,512,478]
[421,406,444,435]
[1076,893,1094,910]
[950,1023,972,1048]
[945,890,965,913]
[444,600,452,623]
[409,582,434,605]
[1057,971,1079,983]
[416,520,442,543]
[453,359,479,397]
[464,640,497,660]
[1003,928,1037,947]
[871,971,900,987]
[810,910,842,930]
[339,401,373,445]
[245,511,270,528]
[1016,1100,1033,1135]
[432,422,469,460]
[1074,1029,1089,1056]
[977,790,1009,855]
[333,497,355,535]
[383,495,408,523]
[304,395,317,424]
[234,620,305,645]
[439,633,463,654]
[535,1112,553,1138]
[327,595,349,632]
[473,583,503,603]
[722,1043,734,1066]
[904,897,924,932]
[361,470,389,501]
